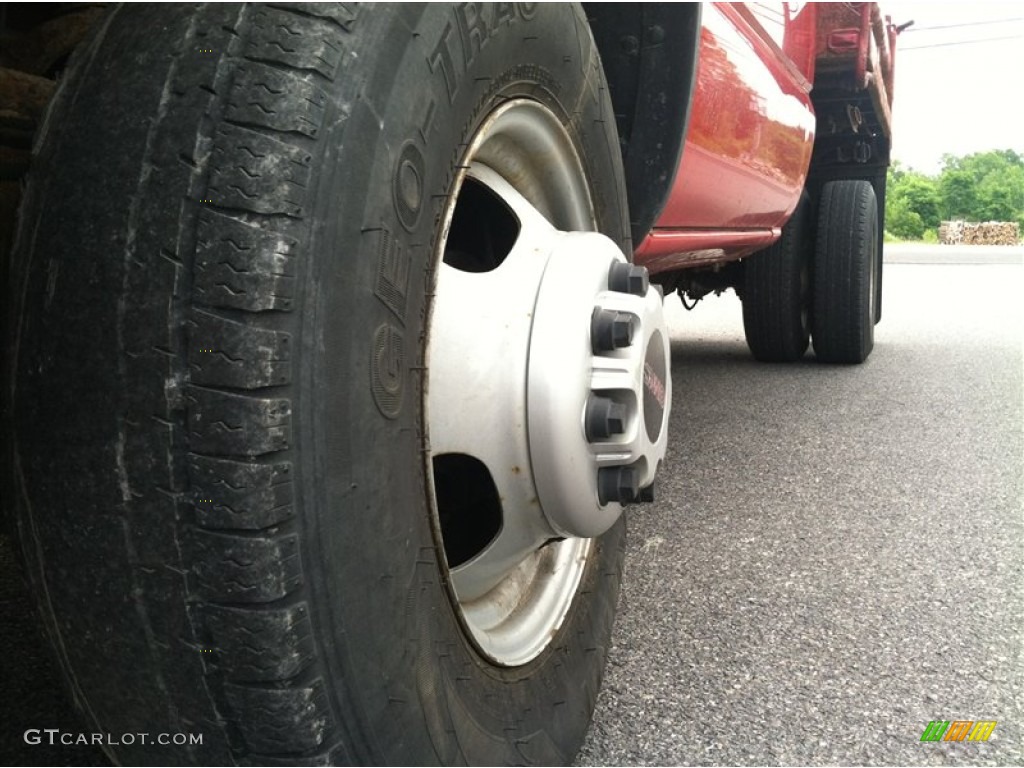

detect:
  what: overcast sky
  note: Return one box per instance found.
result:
[884,2,1024,174]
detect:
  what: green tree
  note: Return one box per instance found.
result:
[975,165,1024,221]
[886,165,940,236]
[899,175,942,229]
[886,196,924,240]
[886,150,1023,240]
[938,169,977,219]
[938,150,1024,222]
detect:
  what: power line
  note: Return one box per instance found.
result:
[901,34,1024,50]
[903,17,1024,32]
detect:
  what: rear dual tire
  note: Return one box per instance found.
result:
[741,196,811,362]
[811,180,879,364]
[742,180,879,365]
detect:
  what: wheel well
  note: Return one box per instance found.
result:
[805,87,891,230]
[3,5,705,259]
[584,3,701,248]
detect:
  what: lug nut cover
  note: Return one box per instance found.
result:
[592,308,634,353]
[637,483,655,503]
[608,261,650,297]
[586,395,627,441]
[598,464,640,505]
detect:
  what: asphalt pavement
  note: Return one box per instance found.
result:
[577,247,1023,765]
[2,246,1021,766]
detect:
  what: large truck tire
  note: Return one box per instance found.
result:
[6,4,638,764]
[741,196,811,362]
[811,180,878,364]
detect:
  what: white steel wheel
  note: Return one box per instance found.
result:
[425,100,670,666]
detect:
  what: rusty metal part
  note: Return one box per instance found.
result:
[855,3,871,90]
[813,3,896,143]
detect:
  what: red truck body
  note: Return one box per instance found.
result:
[636,1,898,273]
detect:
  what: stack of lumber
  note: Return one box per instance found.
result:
[938,220,1020,245]
[938,220,964,244]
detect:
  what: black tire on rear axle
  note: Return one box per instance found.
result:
[742,195,811,362]
[811,180,878,364]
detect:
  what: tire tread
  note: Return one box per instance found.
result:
[177,5,350,758]
[194,209,298,312]
[742,198,810,362]
[811,180,876,364]
[245,6,348,80]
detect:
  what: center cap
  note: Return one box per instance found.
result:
[643,330,668,443]
[526,233,672,539]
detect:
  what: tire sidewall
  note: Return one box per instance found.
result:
[857,184,878,354]
[304,5,627,762]
[866,200,878,345]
